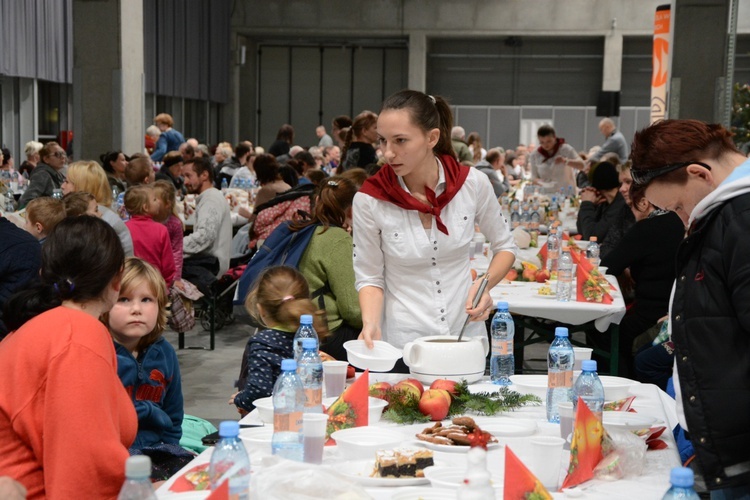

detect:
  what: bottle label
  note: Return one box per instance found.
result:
[304,387,322,408]
[548,250,558,260]
[274,411,302,432]
[548,370,573,388]
[492,339,512,355]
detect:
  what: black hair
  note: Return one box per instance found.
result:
[3,216,125,331]
[185,156,215,184]
[278,165,299,187]
[100,151,122,174]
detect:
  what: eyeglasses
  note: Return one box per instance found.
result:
[52,151,67,159]
[631,161,711,186]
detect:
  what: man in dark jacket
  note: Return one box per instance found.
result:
[631,119,750,495]
[0,217,42,337]
[473,148,508,198]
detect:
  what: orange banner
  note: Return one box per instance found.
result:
[650,5,671,123]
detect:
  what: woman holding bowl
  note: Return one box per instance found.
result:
[352,90,517,358]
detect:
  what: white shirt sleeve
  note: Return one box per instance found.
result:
[471,169,517,257]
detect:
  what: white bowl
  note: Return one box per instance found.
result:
[603,412,657,431]
[599,376,639,401]
[324,396,388,425]
[598,266,608,275]
[344,340,402,372]
[509,374,549,399]
[331,426,405,459]
[238,426,274,455]
[423,466,503,490]
[252,396,274,423]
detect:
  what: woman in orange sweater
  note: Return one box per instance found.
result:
[0,216,137,499]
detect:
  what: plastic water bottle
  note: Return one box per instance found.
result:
[574,360,605,420]
[510,208,521,229]
[297,338,323,413]
[272,359,305,461]
[556,246,573,302]
[209,421,251,499]
[520,204,530,229]
[662,467,700,499]
[549,196,559,220]
[490,301,514,385]
[547,327,575,423]
[293,315,318,362]
[117,456,157,500]
[586,236,601,268]
[546,228,560,274]
[221,177,228,193]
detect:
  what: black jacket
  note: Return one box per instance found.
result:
[672,187,750,489]
[576,192,634,258]
[0,218,42,337]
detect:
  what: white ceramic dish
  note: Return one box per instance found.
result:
[535,292,556,299]
[599,375,639,401]
[332,426,406,460]
[481,417,538,437]
[251,396,274,424]
[391,487,458,500]
[603,412,658,431]
[403,335,489,385]
[337,458,430,487]
[409,370,485,385]
[412,438,501,454]
[509,374,549,399]
[323,396,388,425]
[598,266,609,274]
[344,340,402,372]
[238,426,274,454]
[423,466,503,490]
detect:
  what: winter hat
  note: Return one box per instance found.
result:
[590,161,620,190]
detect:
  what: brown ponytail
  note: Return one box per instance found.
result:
[381,90,456,160]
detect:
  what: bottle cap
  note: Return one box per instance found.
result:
[590,236,598,242]
[218,420,240,438]
[496,301,509,310]
[125,455,152,479]
[554,327,569,337]
[300,314,313,325]
[670,467,694,488]
[281,359,297,371]
[581,360,597,372]
[301,337,317,349]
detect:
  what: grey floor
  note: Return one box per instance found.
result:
[168,307,552,429]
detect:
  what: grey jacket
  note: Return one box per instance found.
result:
[19,163,64,207]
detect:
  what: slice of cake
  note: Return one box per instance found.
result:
[372,448,434,478]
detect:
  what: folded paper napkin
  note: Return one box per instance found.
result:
[562,397,614,489]
[325,369,369,444]
[169,463,210,492]
[504,446,552,499]
[603,396,636,412]
[570,252,614,304]
[206,480,228,499]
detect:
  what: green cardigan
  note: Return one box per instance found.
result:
[298,226,362,332]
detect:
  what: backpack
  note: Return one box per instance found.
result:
[234,221,329,311]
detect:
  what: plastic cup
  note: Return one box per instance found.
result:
[573,347,593,371]
[302,413,329,464]
[558,401,575,444]
[322,361,348,399]
[528,436,566,490]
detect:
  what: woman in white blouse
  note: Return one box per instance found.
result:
[352,90,517,354]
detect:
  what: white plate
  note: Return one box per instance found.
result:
[392,487,458,500]
[337,459,431,487]
[603,412,658,431]
[424,466,503,490]
[412,438,501,454]
[535,293,556,299]
[481,417,537,437]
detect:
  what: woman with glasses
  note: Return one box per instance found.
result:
[630,119,750,497]
[18,142,67,208]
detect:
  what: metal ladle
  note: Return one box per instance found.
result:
[456,273,490,342]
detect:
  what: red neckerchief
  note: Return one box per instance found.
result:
[359,154,470,235]
[537,138,565,160]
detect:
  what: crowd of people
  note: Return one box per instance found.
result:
[1,98,750,498]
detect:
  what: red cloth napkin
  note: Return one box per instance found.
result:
[504,446,553,499]
[359,154,469,235]
[575,258,613,304]
[562,397,609,489]
[325,369,369,444]
[169,463,211,492]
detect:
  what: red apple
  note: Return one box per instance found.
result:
[394,379,423,403]
[346,365,355,379]
[429,379,459,397]
[418,389,452,421]
[369,382,392,400]
[522,268,538,282]
[404,378,424,395]
[504,269,518,281]
[535,269,551,283]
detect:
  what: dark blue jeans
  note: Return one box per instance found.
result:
[634,340,674,391]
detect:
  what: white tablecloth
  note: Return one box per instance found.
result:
[158,374,680,499]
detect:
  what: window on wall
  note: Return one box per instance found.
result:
[427,37,604,107]
[621,37,652,107]
[184,98,207,144]
[37,80,63,140]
